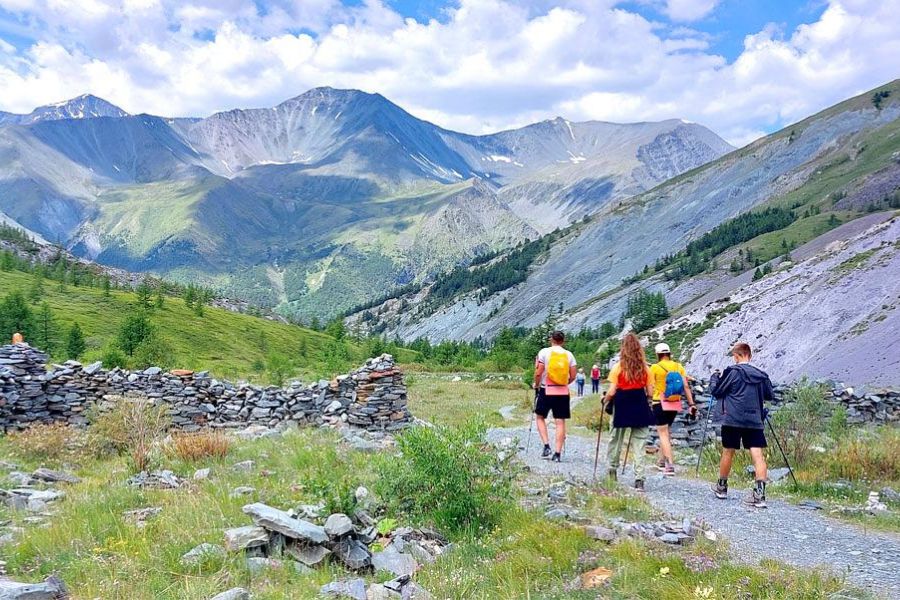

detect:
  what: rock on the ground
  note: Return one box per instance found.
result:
[181,543,225,566]
[32,468,80,484]
[223,526,269,551]
[286,543,331,567]
[208,588,250,600]
[401,582,433,600]
[371,548,417,577]
[768,468,791,483]
[242,503,327,544]
[320,578,367,600]
[324,514,354,538]
[246,557,282,574]
[334,538,372,570]
[367,583,401,600]
[0,575,68,599]
[193,468,211,481]
[584,525,616,542]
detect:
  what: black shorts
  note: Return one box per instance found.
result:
[653,403,678,427]
[721,425,767,450]
[534,390,571,420]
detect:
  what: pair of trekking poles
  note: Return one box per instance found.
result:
[693,395,798,486]
[524,387,635,480]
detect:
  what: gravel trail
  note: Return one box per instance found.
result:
[487,422,900,598]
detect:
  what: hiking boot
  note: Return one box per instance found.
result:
[743,488,767,508]
[607,468,618,482]
[663,463,676,477]
[551,452,561,463]
[634,479,645,492]
[656,458,666,472]
[712,481,728,500]
[541,445,552,459]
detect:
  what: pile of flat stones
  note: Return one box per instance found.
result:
[647,381,900,451]
[0,346,412,434]
[183,501,445,599]
[608,516,717,545]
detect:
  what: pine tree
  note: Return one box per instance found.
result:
[154,284,165,309]
[28,272,45,303]
[0,291,36,342]
[183,284,196,308]
[34,302,59,354]
[752,268,764,281]
[135,280,154,309]
[102,276,112,298]
[65,322,86,360]
[117,310,154,356]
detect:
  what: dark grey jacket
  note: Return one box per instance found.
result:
[708,363,773,429]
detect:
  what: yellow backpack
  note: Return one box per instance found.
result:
[546,348,570,386]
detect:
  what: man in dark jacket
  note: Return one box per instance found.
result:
[708,342,774,508]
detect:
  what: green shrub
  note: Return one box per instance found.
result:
[376,420,513,536]
[87,396,170,472]
[131,332,177,370]
[101,345,128,369]
[825,427,900,482]
[771,381,829,468]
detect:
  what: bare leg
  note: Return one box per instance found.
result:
[536,415,549,446]
[719,448,736,479]
[555,419,566,453]
[749,447,767,480]
[658,425,673,463]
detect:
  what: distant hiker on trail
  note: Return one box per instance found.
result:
[709,342,774,508]
[603,332,655,491]
[576,368,586,397]
[533,331,577,463]
[650,343,696,476]
[590,364,601,394]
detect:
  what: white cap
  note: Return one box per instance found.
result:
[654,343,671,355]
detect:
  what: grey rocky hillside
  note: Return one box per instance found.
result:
[0,87,730,320]
[350,82,899,383]
[0,345,411,434]
[655,215,900,387]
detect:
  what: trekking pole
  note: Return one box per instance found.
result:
[620,428,634,475]
[592,400,606,482]
[765,415,798,488]
[525,388,537,451]
[694,395,716,476]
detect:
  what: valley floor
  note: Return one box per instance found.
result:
[487,419,900,598]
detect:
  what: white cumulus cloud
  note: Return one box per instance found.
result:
[0,0,897,147]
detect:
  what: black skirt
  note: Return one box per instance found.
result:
[611,387,655,428]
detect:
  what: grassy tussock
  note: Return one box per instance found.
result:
[6,422,86,462]
[167,431,232,462]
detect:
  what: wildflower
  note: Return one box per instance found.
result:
[658,566,670,577]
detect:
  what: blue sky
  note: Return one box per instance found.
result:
[0,0,897,146]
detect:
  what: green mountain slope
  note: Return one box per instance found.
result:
[0,268,412,381]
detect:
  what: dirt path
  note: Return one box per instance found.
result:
[487,422,900,598]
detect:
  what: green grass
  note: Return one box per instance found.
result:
[0,269,416,381]
[0,389,874,599]
[405,374,529,427]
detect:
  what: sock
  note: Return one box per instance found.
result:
[718,478,728,487]
[755,480,766,496]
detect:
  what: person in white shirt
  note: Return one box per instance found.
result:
[532,331,577,462]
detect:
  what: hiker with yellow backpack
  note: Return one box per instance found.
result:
[533,331,577,462]
[649,343,697,476]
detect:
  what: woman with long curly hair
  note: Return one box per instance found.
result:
[602,332,655,491]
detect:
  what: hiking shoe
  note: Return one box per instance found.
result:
[551,452,561,463]
[743,488,767,508]
[656,459,666,472]
[712,482,728,500]
[607,468,618,482]
[663,463,676,477]
[541,445,552,459]
[634,479,645,492]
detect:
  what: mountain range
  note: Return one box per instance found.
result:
[348,80,900,386]
[0,88,732,319]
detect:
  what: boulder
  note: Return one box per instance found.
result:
[208,588,250,600]
[320,579,367,600]
[324,514,354,538]
[584,525,616,542]
[181,543,226,566]
[0,575,68,599]
[31,469,80,484]
[371,549,417,577]
[223,526,269,551]
[285,543,331,567]
[242,503,327,544]
[367,583,401,600]
[334,538,372,570]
